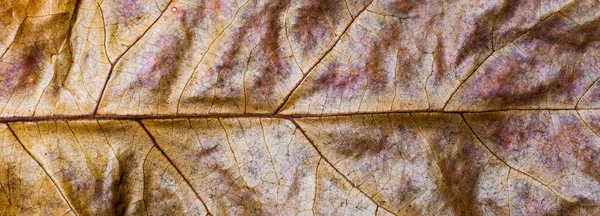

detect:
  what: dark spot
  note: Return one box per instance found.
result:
[558,196,594,215]
[292,0,342,53]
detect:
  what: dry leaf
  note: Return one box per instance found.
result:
[1,0,599,215]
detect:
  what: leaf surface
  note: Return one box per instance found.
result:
[1,0,600,215]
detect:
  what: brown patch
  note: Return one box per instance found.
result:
[212,168,263,214]
[432,33,445,85]
[455,15,493,66]
[364,24,398,91]
[385,0,424,15]
[424,118,485,215]
[1,45,43,96]
[292,0,342,52]
[532,16,600,51]
[117,0,143,23]
[558,196,594,215]
[335,127,388,158]
[365,44,388,91]
[251,0,292,96]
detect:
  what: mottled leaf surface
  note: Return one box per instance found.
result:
[1,0,599,215]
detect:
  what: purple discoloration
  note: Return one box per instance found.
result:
[553,113,600,180]
[184,0,292,104]
[134,35,186,91]
[316,63,363,97]
[312,23,404,98]
[206,17,254,94]
[172,0,229,40]
[1,46,42,95]
[453,15,599,109]
[461,50,548,107]
[181,8,257,105]
[489,113,545,157]
[117,0,143,23]
[175,0,225,26]
[212,164,264,213]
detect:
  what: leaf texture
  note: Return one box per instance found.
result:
[1,0,600,215]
